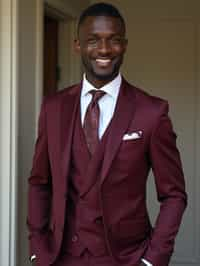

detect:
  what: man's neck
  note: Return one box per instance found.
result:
[85,73,120,89]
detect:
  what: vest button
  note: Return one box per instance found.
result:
[95,218,102,224]
[72,235,78,242]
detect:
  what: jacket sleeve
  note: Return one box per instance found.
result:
[27,99,52,257]
[143,102,187,266]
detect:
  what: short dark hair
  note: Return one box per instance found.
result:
[78,2,126,34]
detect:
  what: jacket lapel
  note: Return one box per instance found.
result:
[100,79,136,185]
[60,83,81,181]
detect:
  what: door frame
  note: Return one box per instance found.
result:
[35,0,83,132]
[0,1,18,266]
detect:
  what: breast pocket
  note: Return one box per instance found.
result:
[116,138,145,171]
[120,137,143,151]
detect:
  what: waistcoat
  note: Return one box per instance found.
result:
[61,107,111,256]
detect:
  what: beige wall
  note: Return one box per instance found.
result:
[91,0,200,19]
[17,1,38,265]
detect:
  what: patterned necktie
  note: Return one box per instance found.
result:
[83,90,105,155]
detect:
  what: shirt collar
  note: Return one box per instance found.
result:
[81,73,122,99]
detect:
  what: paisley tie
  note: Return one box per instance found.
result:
[83,90,105,155]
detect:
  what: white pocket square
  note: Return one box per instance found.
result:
[123,131,143,140]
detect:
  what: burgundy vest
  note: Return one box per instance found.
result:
[61,107,110,256]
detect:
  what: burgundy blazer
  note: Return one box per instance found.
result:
[27,79,187,266]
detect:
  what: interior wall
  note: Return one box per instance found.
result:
[17,1,38,265]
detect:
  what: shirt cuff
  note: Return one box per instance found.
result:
[30,255,36,262]
[142,258,153,266]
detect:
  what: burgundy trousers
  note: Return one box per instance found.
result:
[52,250,118,266]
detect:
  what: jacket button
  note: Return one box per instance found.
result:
[95,218,102,224]
[72,235,78,242]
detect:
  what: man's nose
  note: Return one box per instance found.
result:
[97,39,111,55]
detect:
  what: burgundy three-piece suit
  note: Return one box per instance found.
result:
[27,79,187,266]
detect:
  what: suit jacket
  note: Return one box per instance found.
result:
[27,78,187,266]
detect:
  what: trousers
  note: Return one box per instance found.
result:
[52,250,118,266]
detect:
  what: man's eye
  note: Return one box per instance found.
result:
[87,38,98,45]
[111,38,123,44]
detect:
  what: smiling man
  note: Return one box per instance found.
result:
[76,12,127,87]
[27,2,187,266]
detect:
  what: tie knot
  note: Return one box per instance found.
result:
[89,90,105,104]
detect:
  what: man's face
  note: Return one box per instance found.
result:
[75,16,128,88]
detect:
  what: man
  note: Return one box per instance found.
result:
[27,2,187,266]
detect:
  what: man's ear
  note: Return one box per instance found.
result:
[74,39,81,53]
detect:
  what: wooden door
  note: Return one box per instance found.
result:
[43,16,59,96]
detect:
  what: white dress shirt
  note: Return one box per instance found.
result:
[81,73,121,138]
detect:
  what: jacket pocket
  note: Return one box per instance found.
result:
[112,219,151,240]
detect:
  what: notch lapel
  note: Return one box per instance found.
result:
[100,80,136,185]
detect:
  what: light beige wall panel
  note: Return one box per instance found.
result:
[92,0,200,20]
[17,1,37,265]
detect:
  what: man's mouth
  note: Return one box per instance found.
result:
[95,58,112,67]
